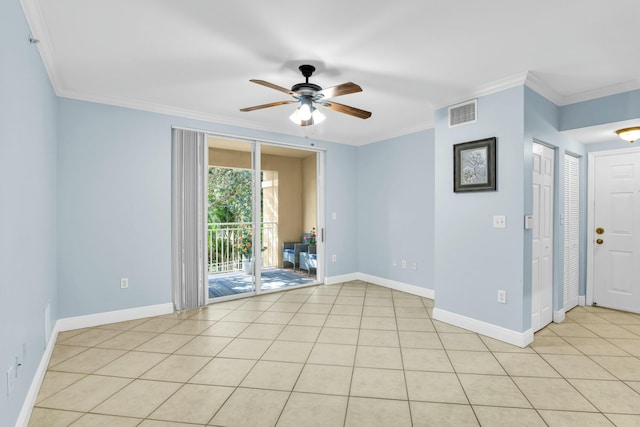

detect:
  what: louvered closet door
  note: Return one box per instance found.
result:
[564,154,580,311]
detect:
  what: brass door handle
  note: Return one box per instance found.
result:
[596,227,605,235]
[596,238,604,245]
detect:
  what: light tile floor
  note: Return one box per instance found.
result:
[29,281,640,426]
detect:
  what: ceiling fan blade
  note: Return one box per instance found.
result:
[317,82,362,99]
[250,79,295,96]
[240,100,296,112]
[318,100,372,119]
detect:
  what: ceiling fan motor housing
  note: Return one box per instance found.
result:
[292,65,322,95]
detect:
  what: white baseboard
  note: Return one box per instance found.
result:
[56,303,174,331]
[325,272,435,300]
[357,273,435,299]
[324,273,360,285]
[432,307,534,348]
[553,309,566,323]
[579,296,586,306]
[15,324,60,427]
[17,302,174,426]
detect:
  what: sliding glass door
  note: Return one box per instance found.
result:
[206,135,323,302]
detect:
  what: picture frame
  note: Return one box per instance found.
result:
[453,137,496,192]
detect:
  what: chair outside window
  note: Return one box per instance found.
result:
[282,233,310,271]
[299,245,317,276]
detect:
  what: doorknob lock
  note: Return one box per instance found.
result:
[596,238,604,245]
[596,227,605,235]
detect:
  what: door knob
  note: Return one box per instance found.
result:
[596,227,604,235]
[596,238,604,245]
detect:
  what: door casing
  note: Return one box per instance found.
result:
[587,147,640,312]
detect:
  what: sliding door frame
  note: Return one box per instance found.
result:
[199,129,326,301]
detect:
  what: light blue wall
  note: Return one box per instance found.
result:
[324,142,359,276]
[356,130,435,287]
[524,87,588,320]
[434,87,527,332]
[57,98,358,317]
[0,1,58,425]
[560,89,640,131]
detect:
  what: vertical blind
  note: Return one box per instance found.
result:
[563,153,580,310]
[171,128,208,311]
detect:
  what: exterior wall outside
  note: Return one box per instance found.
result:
[208,146,311,267]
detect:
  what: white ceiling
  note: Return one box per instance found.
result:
[22,0,640,145]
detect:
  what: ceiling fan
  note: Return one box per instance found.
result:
[240,64,372,126]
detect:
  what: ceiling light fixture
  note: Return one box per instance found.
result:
[289,97,325,126]
[615,127,640,143]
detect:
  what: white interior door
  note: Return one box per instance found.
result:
[592,151,640,313]
[564,153,580,311]
[532,142,554,332]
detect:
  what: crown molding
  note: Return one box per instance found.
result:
[559,79,640,106]
[435,71,529,111]
[356,120,435,146]
[20,0,62,95]
[57,89,364,145]
[523,72,564,106]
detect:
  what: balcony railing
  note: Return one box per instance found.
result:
[207,221,277,274]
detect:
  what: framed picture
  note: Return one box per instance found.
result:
[453,137,496,192]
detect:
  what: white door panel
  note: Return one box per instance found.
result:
[593,153,640,312]
[532,143,554,332]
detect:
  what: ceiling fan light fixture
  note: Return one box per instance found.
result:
[289,98,325,126]
[616,127,640,143]
[298,102,312,121]
[242,64,371,125]
[312,108,325,124]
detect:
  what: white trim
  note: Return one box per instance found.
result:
[357,273,435,299]
[20,0,61,95]
[553,309,566,323]
[435,71,529,110]
[560,79,640,106]
[354,122,435,147]
[324,272,435,299]
[432,307,534,348]
[587,147,640,307]
[524,72,564,106]
[579,295,586,306]
[586,147,640,308]
[15,324,60,427]
[18,303,173,425]
[56,303,173,331]
[325,273,360,285]
[587,152,596,306]
[317,151,326,284]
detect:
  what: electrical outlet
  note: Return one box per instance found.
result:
[412,262,417,271]
[120,278,129,289]
[331,212,337,220]
[401,260,407,269]
[331,254,337,262]
[497,290,507,304]
[493,215,507,228]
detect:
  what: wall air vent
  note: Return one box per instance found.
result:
[448,99,477,127]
